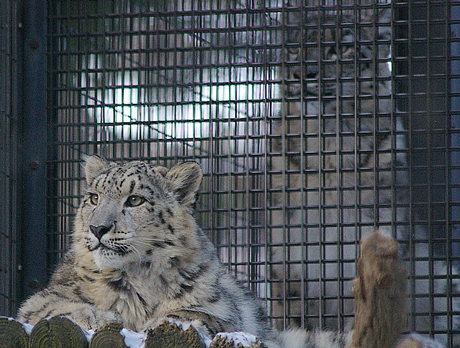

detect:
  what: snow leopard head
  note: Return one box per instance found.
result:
[73,155,203,270]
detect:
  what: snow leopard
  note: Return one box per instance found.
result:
[269,8,460,344]
[17,155,355,348]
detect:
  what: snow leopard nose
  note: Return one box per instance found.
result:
[90,224,112,240]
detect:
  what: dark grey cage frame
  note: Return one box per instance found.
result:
[2,0,460,346]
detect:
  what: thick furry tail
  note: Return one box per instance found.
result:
[348,231,445,348]
[347,231,407,348]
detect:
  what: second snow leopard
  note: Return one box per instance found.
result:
[269,8,460,344]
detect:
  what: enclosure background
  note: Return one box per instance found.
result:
[2,0,460,346]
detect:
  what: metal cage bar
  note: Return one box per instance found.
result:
[0,0,20,317]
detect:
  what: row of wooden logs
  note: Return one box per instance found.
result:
[0,233,446,348]
[0,316,253,348]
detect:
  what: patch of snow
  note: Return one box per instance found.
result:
[22,322,34,336]
[202,334,213,348]
[83,329,95,342]
[121,328,146,348]
[168,319,191,331]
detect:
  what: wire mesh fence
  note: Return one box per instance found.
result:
[2,0,460,346]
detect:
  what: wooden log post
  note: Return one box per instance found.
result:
[29,315,88,348]
[145,321,206,348]
[89,322,128,348]
[0,316,29,348]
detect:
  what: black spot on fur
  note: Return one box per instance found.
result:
[80,264,101,274]
[113,245,132,256]
[93,177,102,190]
[257,305,267,322]
[108,277,130,292]
[172,292,183,300]
[150,241,166,249]
[179,235,188,246]
[55,277,71,286]
[20,311,32,321]
[21,299,53,320]
[169,256,180,268]
[137,292,148,307]
[159,275,168,287]
[167,224,175,234]
[129,180,136,194]
[158,211,165,224]
[145,186,155,196]
[141,261,152,268]
[84,275,95,282]
[178,264,208,287]
[44,310,57,318]
[180,283,194,293]
[97,175,109,187]
[73,286,94,304]
[208,291,221,303]
[146,249,153,255]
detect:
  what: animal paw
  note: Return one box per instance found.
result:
[65,306,120,331]
[145,321,206,348]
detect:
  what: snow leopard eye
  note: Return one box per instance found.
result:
[89,193,99,205]
[126,195,145,207]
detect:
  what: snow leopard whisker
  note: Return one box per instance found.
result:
[124,244,144,263]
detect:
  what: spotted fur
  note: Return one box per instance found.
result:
[18,157,267,336]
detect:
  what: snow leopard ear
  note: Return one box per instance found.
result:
[165,161,202,208]
[84,155,110,186]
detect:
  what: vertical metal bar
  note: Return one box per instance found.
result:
[18,0,48,301]
[0,0,20,317]
[450,1,460,272]
[447,2,460,343]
